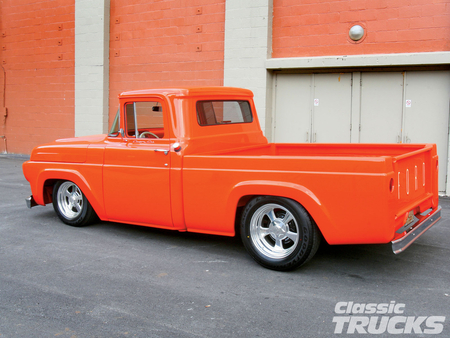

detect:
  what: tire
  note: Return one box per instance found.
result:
[52,180,97,227]
[240,196,320,271]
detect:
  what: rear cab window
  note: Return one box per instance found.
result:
[196,100,253,126]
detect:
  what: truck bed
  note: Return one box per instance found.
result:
[211,143,433,159]
[182,142,439,247]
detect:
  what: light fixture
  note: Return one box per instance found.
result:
[349,25,365,41]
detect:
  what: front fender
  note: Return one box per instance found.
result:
[226,180,336,242]
[24,163,106,220]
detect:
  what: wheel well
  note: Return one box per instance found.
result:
[235,194,322,238]
[237,195,255,208]
[43,179,58,204]
[234,195,256,236]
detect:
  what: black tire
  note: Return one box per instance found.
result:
[240,196,320,271]
[52,180,97,227]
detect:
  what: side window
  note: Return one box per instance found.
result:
[125,101,165,139]
[108,107,121,136]
[196,100,253,126]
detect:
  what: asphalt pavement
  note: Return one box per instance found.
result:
[1,155,449,337]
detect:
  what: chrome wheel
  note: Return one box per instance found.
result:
[56,181,84,220]
[250,203,300,260]
[241,196,321,271]
[53,180,97,227]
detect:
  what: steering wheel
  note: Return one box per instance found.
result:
[139,131,159,139]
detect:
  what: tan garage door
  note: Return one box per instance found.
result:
[273,70,450,193]
[273,73,352,143]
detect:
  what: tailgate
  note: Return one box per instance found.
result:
[391,144,440,252]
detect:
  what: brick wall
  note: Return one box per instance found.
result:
[0,0,75,154]
[109,0,225,126]
[272,0,450,58]
[2,0,449,154]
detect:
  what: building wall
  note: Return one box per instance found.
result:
[224,0,272,131]
[267,0,450,192]
[108,0,225,127]
[2,0,449,153]
[1,0,450,193]
[74,0,110,137]
[272,0,450,58]
[0,0,75,154]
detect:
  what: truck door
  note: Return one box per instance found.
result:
[103,99,173,227]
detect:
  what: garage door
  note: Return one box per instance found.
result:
[359,71,450,192]
[273,70,450,192]
[273,73,352,143]
[359,72,404,143]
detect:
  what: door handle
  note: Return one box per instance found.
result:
[154,149,169,155]
[172,142,182,152]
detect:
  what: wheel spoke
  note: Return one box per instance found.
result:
[74,202,82,213]
[258,226,271,236]
[63,190,72,201]
[286,231,299,243]
[283,211,294,225]
[274,237,284,250]
[66,201,73,210]
[266,209,277,223]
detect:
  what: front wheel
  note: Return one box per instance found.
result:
[52,180,97,227]
[240,196,320,271]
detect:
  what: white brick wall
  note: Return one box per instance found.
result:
[75,0,110,136]
[224,0,272,132]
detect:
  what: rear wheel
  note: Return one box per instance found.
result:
[240,196,320,271]
[52,180,97,227]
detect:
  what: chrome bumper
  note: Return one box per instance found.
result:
[392,206,441,254]
[25,195,37,209]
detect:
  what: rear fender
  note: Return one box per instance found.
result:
[226,180,335,241]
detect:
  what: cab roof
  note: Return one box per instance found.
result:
[119,87,254,99]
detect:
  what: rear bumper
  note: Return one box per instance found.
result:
[391,206,441,254]
[26,195,38,209]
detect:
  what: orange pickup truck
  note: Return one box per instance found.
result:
[23,87,441,271]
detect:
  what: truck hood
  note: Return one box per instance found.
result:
[30,134,107,163]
